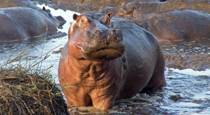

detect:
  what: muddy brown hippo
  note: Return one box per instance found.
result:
[141,10,210,44]
[0,7,64,42]
[58,12,166,111]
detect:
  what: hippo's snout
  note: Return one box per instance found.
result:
[87,29,123,44]
[83,29,124,60]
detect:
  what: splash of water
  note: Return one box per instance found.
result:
[168,68,210,77]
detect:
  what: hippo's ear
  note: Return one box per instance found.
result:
[107,12,112,18]
[101,12,112,25]
[42,6,46,11]
[73,14,79,20]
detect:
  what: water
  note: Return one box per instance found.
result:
[161,69,210,114]
[0,5,210,115]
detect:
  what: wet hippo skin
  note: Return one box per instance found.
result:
[0,7,62,42]
[58,12,166,111]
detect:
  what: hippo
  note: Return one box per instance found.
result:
[58,12,166,111]
[0,7,64,42]
[141,10,210,44]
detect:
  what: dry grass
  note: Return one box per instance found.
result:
[0,50,68,115]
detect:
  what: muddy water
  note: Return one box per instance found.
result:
[0,5,210,115]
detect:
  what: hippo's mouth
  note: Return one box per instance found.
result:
[83,45,124,60]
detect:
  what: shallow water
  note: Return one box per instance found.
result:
[0,5,210,115]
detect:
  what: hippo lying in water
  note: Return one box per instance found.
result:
[142,10,210,44]
[0,7,64,42]
[58,12,166,110]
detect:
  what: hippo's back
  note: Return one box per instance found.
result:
[146,10,210,43]
[0,13,27,42]
[0,7,58,42]
[3,7,56,37]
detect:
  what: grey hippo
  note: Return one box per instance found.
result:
[0,7,64,42]
[142,10,210,44]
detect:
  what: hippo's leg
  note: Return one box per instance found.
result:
[89,89,115,111]
[63,88,92,107]
[142,52,166,93]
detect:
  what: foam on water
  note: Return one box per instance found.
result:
[192,91,210,100]
[168,68,210,77]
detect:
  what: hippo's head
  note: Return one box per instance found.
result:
[68,12,124,60]
[42,7,66,28]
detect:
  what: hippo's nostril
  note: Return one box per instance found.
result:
[112,29,117,34]
[95,30,100,35]
[110,30,116,36]
[108,29,123,42]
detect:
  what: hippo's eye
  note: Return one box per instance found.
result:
[81,19,85,23]
[80,16,89,23]
[78,16,91,28]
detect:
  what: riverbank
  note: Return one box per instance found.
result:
[0,65,68,114]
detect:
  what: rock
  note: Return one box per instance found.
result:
[169,94,182,102]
